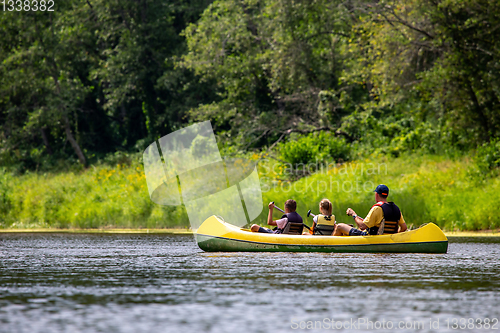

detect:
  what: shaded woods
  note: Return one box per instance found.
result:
[1,0,499,170]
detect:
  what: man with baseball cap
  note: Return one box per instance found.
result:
[333,184,407,236]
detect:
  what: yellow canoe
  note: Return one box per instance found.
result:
[196,216,448,253]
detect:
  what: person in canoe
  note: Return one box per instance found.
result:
[333,184,407,236]
[250,199,303,234]
[308,198,336,235]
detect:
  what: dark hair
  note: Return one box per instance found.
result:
[379,193,388,199]
[284,199,297,212]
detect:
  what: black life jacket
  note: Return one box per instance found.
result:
[367,202,401,235]
[282,212,303,224]
[274,212,303,234]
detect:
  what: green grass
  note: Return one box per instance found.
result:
[0,161,188,229]
[259,154,500,231]
[1,154,499,231]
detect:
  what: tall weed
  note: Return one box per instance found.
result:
[1,154,499,231]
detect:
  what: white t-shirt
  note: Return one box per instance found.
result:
[275,217,289,229]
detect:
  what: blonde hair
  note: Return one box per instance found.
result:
[319,198,332,216]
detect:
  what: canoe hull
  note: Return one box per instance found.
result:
[195,216,448,253]
[196,234,448,253]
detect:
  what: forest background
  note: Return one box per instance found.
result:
[1,0,499,230]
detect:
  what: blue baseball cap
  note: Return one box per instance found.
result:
[374,184,389,196]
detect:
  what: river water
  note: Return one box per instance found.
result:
[0,233,499,333]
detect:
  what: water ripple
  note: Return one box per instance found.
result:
[1,233,499,332]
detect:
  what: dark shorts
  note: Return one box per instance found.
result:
[258,227,274,234]
[349,228,368,236]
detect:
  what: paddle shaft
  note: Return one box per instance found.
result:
[271,202,285,214]
[306,210,316,234]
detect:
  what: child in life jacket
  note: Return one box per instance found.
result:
[312,198,336,235]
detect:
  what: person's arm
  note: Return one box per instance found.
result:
[398,214,407,232]
[312,215,318,230]
[267,202,277,226]
[346,208,369,230]
[354,216,369,230]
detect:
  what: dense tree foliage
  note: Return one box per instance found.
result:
[347,0,500,150]
[184,0,500,154]
[0,0,215,170]
[182,0,353,146]
[1,0,499,171]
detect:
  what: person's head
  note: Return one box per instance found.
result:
[374,184,389,201]
[319,198,332,216]
[284,199,297,213]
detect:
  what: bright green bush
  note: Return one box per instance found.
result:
[277,132,350,180]
[475,139,500,173]
[279,132,350,165]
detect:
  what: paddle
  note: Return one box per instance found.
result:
[271,202,312,233]
[307,209,316,218]
[270,201,285,214]
[306,209,316,235]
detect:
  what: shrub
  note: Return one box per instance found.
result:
[475,139,500,173]
[277,132,350,180]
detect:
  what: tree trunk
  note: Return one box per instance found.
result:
[40,127,53,155]
[50,71,87,167]
[466,79,489,139]
[63,113,87,167]
[41,13,88,167]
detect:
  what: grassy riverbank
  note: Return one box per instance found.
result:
[261,154,500,231]
[0,160,188,229]
[1,154,499,231]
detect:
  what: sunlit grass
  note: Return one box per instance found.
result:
[1,154,499,231]
[0,161,188,229]
[258,154,500,231]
